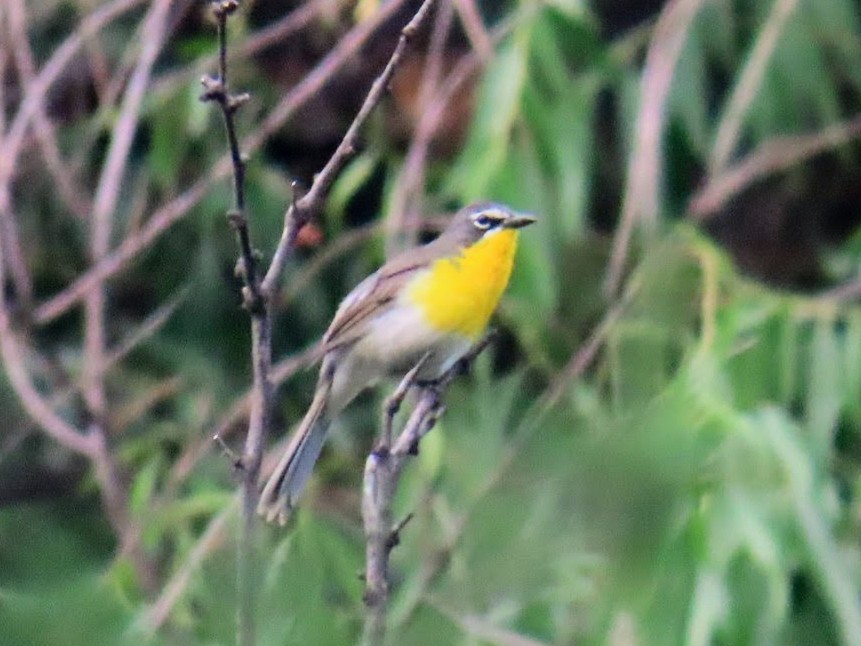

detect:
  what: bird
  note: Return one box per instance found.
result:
[257,202,536,525]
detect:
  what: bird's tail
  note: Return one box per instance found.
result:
[257,376,332,526]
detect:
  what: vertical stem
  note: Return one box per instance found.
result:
[237,311,272,646]
[202,5,270,645]
[361,450,397,645]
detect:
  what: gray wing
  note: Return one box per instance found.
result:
[321,252,430,353]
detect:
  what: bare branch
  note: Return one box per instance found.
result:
[200,3,272,642]
[0,315,97,458]
[153,0,325,100]
[242,0,414,163]
[386,0,455,255]
[689,113,861,220]
[83,0,173,422]
[452,0,493,60]
[6,0,91,219]
[139,498,236,633]
[262,0,440,297]
[604,0,705,298]
[200,2,260,310]
[32,0,415,325]
[105,286,190,367]
[33,179,211,324]
[0,0,146,196]
[709,0,800,173]
[383,12,517,252]
[426,597,550,646]
[362,331,493,645]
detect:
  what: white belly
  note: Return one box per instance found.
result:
[327,303,472,412]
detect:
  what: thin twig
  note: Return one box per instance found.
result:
[33,178,211,324]
[709,0,799,174]
[84,0,173,592]
[0,304,97,457]
[689,113,861,220]
[204,2,439,643]
[200,2,259,309]
[386,0,455,255]
[0,0,146,315]
[382,353,431,448]
[261,0,441,297]
[104,286,190,367]
[152,0,325,100]
[604,0,705,298]
[84,0,172,421]
[452,0,493,60]
[201,3,270,644]
[241,0,413,167]
[390,299,628,632]
[139,498,237,634]
[426,597,550,646]
[0,0,146,196]
[31,0,414,326]
[383,12,515,254]
[361,331,492,645]
[6,0,91,219]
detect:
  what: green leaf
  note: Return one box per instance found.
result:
[806,316,842,456]
[447,34,528,200]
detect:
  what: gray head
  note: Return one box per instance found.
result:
[438,202,537,248]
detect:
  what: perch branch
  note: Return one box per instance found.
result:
[361,332,494,645]
[202,1,439,643]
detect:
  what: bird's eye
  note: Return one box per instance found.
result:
[473,214,493,229]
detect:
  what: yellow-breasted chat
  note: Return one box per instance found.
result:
[258,202,536,525]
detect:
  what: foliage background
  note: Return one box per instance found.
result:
[2,0,861,644]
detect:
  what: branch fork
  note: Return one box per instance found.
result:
[361,330,495,644]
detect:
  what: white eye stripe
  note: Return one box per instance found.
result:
[471,212,504,230]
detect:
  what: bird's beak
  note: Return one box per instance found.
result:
[503,213,537,229]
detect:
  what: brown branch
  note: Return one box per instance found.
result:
[0,0,146,197]
[389,298,629,633]
[604,0,705,298]
[385,0,455,255]
[33,179,211,324]
[689,113,861,220]
[426,597,550,646]
[6,0,91,219]
[261,0,440,296]
[362,332,493,645]
[152,0,325,101]
[242,0,413,164]
[200,3,270,643]
[383,13,515,252]
[0,0,145,312]
[84,0,174,594]
[452,0,493,60]
[201,1,440,641]
[0,198,33,312]
[105,286,190,367]
[708,0,800,174]
[200,2,259,309]
[83,0,172,423]
[31,0,415,326]
[0,312,97,458]
[139,498,236,634]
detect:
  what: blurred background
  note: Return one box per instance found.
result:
[2,0,861,643]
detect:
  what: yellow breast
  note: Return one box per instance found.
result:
[405,229,519,339]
